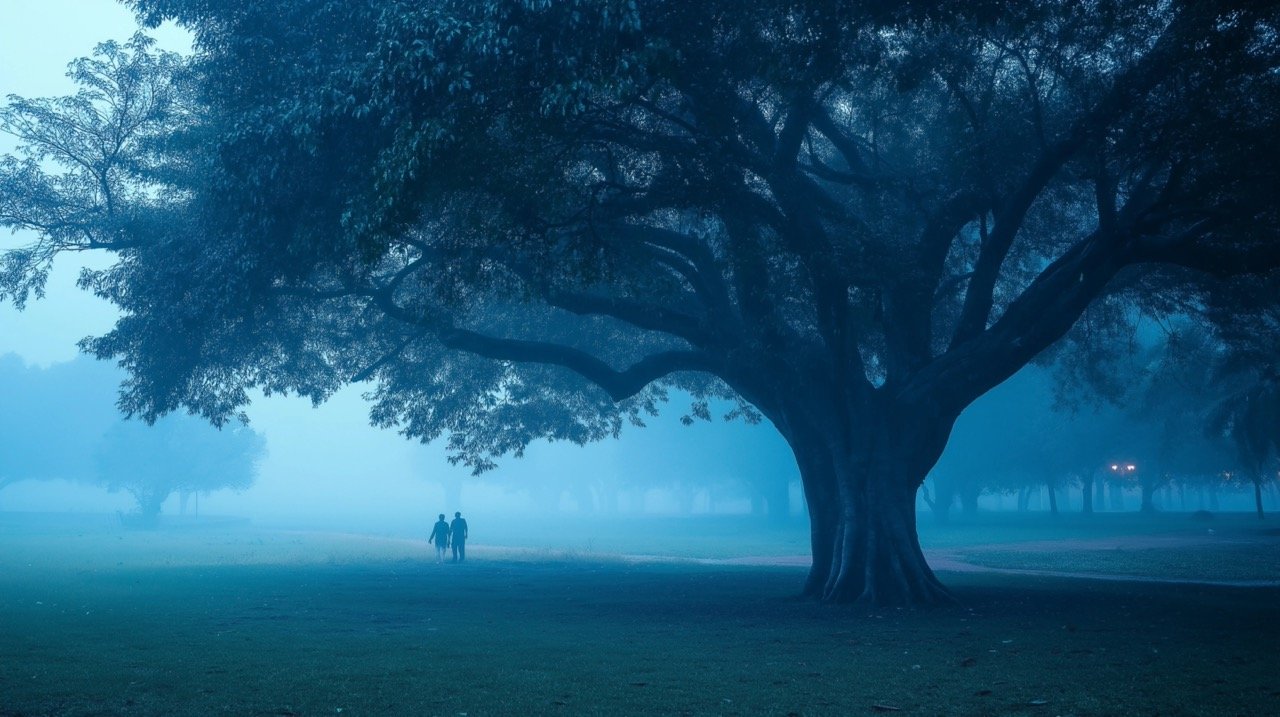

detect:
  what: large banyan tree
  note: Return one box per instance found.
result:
[2,0,1278,604]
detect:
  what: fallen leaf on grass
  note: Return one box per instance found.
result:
[871,705,902,712]
[1028,699,1049,706]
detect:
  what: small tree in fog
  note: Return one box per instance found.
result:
[95,415,264,525]
[4,2,1280,604]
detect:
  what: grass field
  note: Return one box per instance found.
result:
[2,512,1278,716]
[958,541,1280,583]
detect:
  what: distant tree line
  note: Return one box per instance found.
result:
[927,321,1280,521]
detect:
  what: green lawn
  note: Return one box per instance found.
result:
[2,514,1278,716]
[958,541,1280,583]
[914,510,1248,549]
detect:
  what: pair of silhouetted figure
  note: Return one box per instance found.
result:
[429,511,468,563]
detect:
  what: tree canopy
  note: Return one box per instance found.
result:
[3,0,1278,604]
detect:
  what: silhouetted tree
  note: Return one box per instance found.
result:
[4,1,1279,604]
[95,414,264,525]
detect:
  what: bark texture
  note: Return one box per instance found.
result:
[777,399,955,606]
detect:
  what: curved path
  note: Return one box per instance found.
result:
[678,533,1280,588]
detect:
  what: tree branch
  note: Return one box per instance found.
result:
[949,9,1198,348]
[542,288,709,347]
[906,228,1126,413]
[882,190,985,378]
[358,274,721,402]
[438,328,719,402]
[351,333,421,382]
[1131,221,1278,279]
[809,106,873,180]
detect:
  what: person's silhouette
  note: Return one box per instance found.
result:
[429,513,450,563]
[450,511,468,562]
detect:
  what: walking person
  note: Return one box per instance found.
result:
[450,511,468,562]
[429,513,450,563]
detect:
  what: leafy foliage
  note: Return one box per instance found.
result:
[0,33,191,307]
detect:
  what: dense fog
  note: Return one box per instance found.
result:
[1,1,1275,554]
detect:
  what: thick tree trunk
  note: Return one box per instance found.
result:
[1254,481,1265,520]
[1108,481,1125,511]
[764,479,790,521]
[1046,482,1059,515]
[1016,486,1031,512]
[129,487,168,528]
[1080,473,1094,514]
[800,468,948,605]
[1140,482,1156,513]
[927,479,956,525]
[788,408,953,607]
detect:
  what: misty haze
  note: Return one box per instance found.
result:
[2,1,1278,715]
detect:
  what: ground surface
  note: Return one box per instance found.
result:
[1,512,1278,716]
